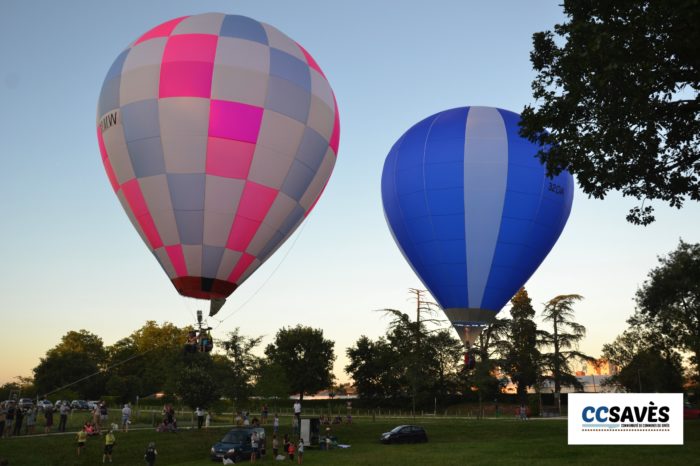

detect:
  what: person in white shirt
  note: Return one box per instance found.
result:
[121,404,132,432]
[195,407,205,429]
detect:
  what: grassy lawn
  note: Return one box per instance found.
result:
[0,415,697,465]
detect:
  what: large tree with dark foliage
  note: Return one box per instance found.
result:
[265,325,335,401]
[520,0,700,225]
[539,294,591,393]
[501,289,542,404]
[345,336,404,402]
[219,328,262,405]
[33,330,107,399]
[602,325,685,392]
[634,239,700,382]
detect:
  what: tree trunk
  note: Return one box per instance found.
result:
[553,317,561,394]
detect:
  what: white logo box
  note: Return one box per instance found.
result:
[568,393,683,445]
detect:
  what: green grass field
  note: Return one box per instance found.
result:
[0,415,697,465]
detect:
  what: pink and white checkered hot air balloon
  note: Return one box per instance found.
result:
[96,13,339,316]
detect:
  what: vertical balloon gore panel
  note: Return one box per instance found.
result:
[381,106,573,328]
[97,13,340,301]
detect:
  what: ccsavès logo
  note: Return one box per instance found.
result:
[568,393,683,445]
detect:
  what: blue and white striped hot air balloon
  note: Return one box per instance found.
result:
[381,106,573,346]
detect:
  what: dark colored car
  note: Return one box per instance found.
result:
[685,402,700,420]
[71,400,90,410]
[380,425,428,444]
[210,427,266,462]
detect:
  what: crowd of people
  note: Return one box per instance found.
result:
[1,397,353,464]
[0,401,43,437]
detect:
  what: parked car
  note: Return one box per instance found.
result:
[210,427,266,462]
[71,400,90,410]
[18,398,34,409]
[685,402,700,420]
[37,399,53,411]
[54,400,69,409]
[380,425,428,444]
[87,401,100,410]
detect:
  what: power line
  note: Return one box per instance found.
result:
[212,220,309,330]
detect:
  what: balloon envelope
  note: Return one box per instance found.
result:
[381,106,572,337]
[97,13,339,301]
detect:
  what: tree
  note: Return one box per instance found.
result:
[255,361,291,402]
[424,330,464,403]
[124,321,191,396]
[501,289,541,404]
[176,365,220,410]
[634,240,700,382]
[33,330,108,398]
[540,294,591,395]
[345,336,404,403]
[33,351,104,399]
[602,326,685,392]
[265,325,335,401]
[219,328,262,406]
[52,330,107,363]
[520,0,700,225]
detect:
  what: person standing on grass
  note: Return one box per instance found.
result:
[103,429,116,463]
[261,404,268,424]
[76,427,88,456]
[250,430,259,462]
[121,403,131,432]
[100,401,109,427]
[272,434,279,457]
[196,407,205,429]
[273,413,279,433]
[205,411,211,430]
[144,441,157,466]
[24,407,36,435]
[297,438,304,464]
[287,440,295,462]
[12,407,23,436]
[58,402,70,432]
[4,403,15,437]
[92,403,101,434]
[44,404,54,434]
[519,404,528,421]
[293,400,301,425]
[0,404,6,438]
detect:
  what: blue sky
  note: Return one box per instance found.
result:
[1,0,698,385]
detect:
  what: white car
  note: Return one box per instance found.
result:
[37,399,53,411]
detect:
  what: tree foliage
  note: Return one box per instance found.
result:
[501,289,542,403]
[219,328,263,405]
[634,239,700,382]
[602,325,685,392]
[346,307,464,410]
[540,294,591,393]
[33,330,107,398]
[176,365,220,410]
[265,325,335,401]
[345,336,404,402]
[521,0,700,225]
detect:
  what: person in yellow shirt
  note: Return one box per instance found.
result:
[103,429,116,463]
[76,428,88,456]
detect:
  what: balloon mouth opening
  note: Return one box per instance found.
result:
[444,308,499,347]
[171,276,237,300]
